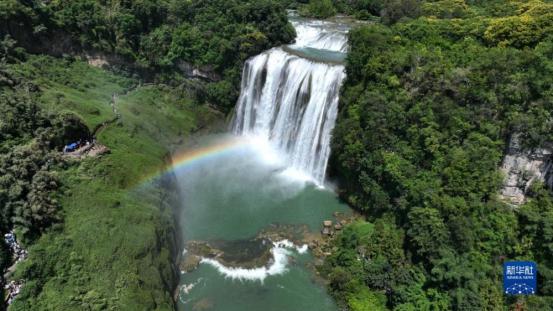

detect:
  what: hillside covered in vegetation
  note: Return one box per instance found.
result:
[1,0,293,309]
[319,0,553,310]
[2,0,553,310]
[1,0,294,111]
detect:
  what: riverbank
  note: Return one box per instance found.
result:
[2,55,223,310]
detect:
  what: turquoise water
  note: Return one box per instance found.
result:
[178,255,337,311]
[175,136,349,311]
[282,46,346,64]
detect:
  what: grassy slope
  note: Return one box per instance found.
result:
[7,56,219,310]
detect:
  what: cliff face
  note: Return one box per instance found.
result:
[499,134,553,205]
[85,54,222,82]
[159,157,186,305]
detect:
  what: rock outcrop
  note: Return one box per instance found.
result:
[183,239,273,270]
[176,61,221,82]
[499,134,553,205]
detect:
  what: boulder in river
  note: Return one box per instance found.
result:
[184,239,273,269]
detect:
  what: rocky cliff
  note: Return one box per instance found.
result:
[499,134,553,205]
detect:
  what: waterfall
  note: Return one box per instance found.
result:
[232,16,349,185]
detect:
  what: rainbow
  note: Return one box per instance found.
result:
[141,137,249,185]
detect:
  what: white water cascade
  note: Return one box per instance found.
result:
[232,16,349,185]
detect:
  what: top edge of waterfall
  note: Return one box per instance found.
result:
[287,9,360,29]
[287,11,351,54]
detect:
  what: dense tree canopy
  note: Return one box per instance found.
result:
[0,0,295,110]
[1,0,295,67]
[324,0,553,310]
[0,69,78,303]
[299,0,338,18]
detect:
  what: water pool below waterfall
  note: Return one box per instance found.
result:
[176,13,353,311]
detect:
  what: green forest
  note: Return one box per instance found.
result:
[1,0,553,310]
[320,0,553,310]
[1,0,292,309]
[1,0,294,110]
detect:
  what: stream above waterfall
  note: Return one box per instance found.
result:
[176,13,353,311]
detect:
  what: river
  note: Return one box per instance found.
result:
[176,13,352,311]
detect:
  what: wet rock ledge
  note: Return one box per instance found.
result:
[180,212,359,273]
[181,239,273,272]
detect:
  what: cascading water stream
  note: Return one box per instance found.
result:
[232,16,349,185]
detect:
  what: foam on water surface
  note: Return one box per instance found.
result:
[199,240,307,282]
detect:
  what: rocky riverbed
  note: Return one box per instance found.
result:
[179,211,359,274]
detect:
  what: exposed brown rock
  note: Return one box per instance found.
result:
[179,255,201,273]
